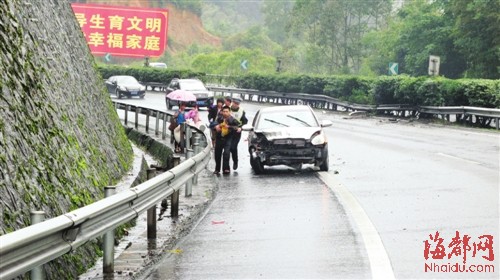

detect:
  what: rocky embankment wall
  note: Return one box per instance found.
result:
[0,0,133,278]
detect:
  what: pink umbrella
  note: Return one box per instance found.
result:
[166,89,197,102]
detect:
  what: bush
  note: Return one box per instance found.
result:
[97,65,205,84]
[100,66,499,108]
[462,80,500,108]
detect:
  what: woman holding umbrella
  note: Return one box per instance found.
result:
[173,102,187,153]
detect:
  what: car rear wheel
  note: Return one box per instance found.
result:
[116,89,121,99]
[166,99,172,109]
[250,157,265,174]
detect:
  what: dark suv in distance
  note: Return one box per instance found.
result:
[243,105,333,174]
[165,78,214,109]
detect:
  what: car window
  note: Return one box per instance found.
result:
[256,110,319,130]
[116,76,139,84]
[180,80,206,91]
[150,62,167,68]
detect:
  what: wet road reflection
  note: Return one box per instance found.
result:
[141,158,369,279]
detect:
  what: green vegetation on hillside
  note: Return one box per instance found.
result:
[192,0,499,79]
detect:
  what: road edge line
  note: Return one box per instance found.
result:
[318,172,395,280]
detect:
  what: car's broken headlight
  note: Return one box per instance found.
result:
[310,130,327,145]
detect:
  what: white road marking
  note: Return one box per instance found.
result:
[436,152,481,165]
[318,172,395,280]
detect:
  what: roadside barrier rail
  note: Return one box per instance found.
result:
[0,101,210,279]
[207,86,500,129]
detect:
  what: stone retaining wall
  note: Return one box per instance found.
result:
[0,0,133,278]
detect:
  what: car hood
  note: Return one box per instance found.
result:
[255,127,321,141]
[187,90,211,98]
[121,82,142,89]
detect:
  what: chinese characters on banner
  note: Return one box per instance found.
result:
[71,4,168,57]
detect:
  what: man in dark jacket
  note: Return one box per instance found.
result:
[229,97,248,170]
[208,98,224,147]
[210,105,241,175]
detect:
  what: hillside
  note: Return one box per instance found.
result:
[166,4,221,52]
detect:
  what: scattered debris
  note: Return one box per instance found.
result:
[168,248,183,254]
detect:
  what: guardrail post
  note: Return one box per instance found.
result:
[170,116,175,144]
[171,156,181,218]
[162,113,167,140]
[135,107,139,129]
[185,148,193,196]
[147,168,157,239]
[192,134,200,185]
[124,105,130,125]
[145,109,150,133]
[155,111,160,136]
[184,123,191,150]
[30,211,45,280]
[496,118,499,130]
[103,186,116,274]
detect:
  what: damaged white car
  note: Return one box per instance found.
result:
[243,105,332,174]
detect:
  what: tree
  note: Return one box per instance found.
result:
[289,0,392,75]
[363,0,498,79]
[191,48,275,75]
[447,0,500,79]
[261,0,294,44]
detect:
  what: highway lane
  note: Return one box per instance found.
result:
[325,115,499,279]
[117,91,499,279]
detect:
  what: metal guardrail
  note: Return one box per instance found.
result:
[0,101,210,279]
[208,86,500,129]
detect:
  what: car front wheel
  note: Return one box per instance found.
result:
[316,146,329,171]
[116,89,121,99]
[250,154,265,174]
[166,98,172,110]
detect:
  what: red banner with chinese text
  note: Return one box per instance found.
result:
[71,4,168,58]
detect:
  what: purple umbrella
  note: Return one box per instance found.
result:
[166,89,197,102]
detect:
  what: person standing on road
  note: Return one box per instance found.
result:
[210,105,240,175]
[185,105,205,131]
[208,98,224,147]
[229,97,248,170]
[173,102,187,153]
[224,97,232,108]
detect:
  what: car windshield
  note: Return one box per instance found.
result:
[180,80,207,91]
[116,76,139,84]
[257,110,318,129]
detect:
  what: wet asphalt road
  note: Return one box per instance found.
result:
[144,167,369,279]
[117,92,499,279]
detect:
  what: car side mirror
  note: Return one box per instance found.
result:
[320,120,333,127]
[242,124,254,131]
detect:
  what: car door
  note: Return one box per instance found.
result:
[105,77,117,93]
[165,79,179,94]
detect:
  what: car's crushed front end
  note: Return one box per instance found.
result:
[244,105,332,173]
[248,128,328,167]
